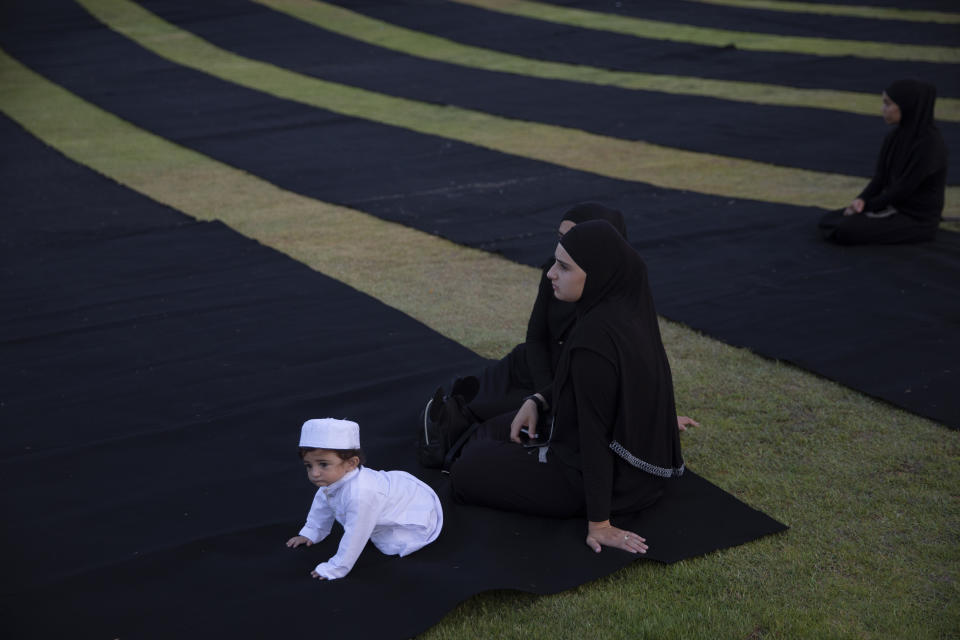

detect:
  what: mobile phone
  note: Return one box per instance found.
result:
[518,428,543,446]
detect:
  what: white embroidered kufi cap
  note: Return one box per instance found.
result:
[299,418,361,449]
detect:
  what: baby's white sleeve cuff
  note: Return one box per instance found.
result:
[299,526,322,543]
[313,561,349,580]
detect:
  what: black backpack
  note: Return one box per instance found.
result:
[418,376,480,472]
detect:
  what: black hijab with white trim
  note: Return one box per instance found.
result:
[553,220,684,478]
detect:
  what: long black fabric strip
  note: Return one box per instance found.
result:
[135,0,960,182]
[2,0,958,429]
[0,114,787,638]
[329,0,960,97]
[541,0,960,46]
[644,210,960,430]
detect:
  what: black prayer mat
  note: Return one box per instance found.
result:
[0,115,786,638]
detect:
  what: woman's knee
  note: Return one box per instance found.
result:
[449,440,503,503]
[451,443,584,517]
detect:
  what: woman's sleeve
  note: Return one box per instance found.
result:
[525,271,557,390]
[570,348,620,522]
[857,140,888,202]
[861,138,943,212]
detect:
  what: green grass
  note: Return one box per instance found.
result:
[419,322,959,639]
[1,6,958,638]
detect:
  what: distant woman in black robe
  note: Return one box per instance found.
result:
[819,79,948,245]
[451,220,685,554]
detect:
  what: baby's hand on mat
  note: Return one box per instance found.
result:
[286,535,313,548]
[310,570,327,580]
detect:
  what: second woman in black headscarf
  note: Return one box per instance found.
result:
[819,78,948,245]
[451,220,684,554]
[436,203,628,424]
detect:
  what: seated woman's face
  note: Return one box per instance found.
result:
[547,244,586,302]
[882,91,901,125]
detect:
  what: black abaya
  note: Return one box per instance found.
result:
[452,220,682,523]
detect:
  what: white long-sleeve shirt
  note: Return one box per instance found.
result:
[299,467,443,579]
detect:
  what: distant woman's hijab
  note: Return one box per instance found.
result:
[881,79,940,180]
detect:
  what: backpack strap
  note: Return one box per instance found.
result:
[441,420,482,474]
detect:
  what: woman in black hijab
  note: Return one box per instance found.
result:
[451,220,684,554]
[819,79,948,244]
